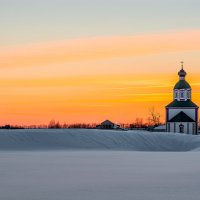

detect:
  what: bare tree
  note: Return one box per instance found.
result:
[48,120,62,129]
[148,107,161,126]
[135,118,143,128]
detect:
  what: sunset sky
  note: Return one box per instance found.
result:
[1,0,200,125]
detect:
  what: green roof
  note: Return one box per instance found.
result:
[169,111,195,122]
[174,80,191,89]
[166,100,198,108]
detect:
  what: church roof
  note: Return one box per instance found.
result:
[174,80,191,89]
[166,100,198,108]
[169,111,195,122]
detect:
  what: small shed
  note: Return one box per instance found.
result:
[97,120,120,129]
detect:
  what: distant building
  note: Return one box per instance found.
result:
[153,125,166,132]
[97,120,120,129]
[166,63,199,134]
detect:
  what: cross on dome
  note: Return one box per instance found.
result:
[178,61,186,79]
[181,61,184,70]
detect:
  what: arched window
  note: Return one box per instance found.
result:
[175,91,178,98]
[180,91,184,98]
[187,91,191,99]
[179,124,184,133]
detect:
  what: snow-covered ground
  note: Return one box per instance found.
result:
[0,129,200,151]
[1,129,200,200]
[1,151,200,200]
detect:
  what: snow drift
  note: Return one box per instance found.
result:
[0,129,200,151]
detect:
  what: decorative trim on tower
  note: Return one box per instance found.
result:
[173,62,191,101]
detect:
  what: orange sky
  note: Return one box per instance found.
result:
[0,30,200,125]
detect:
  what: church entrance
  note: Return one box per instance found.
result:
[179,124,184,133]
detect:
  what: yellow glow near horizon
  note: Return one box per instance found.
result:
[0,30,200,125]
[0,73,199,125]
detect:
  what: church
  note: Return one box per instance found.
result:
[166,63,199,134]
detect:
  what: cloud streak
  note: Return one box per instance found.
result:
[0,29,200,69]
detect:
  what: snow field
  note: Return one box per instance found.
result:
[0,129,200,151]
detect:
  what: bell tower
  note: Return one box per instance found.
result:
[166,62,199,135]
[173,62,191,101]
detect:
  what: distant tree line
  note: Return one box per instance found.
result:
[0,119,162,130]
[0,107,165,130]
[47,120,98,129]
[0,121,98,129]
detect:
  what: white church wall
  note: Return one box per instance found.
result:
[167,122,196,134]
[187,123,194,134]
[168,122,195,134]
[168,109,195,120]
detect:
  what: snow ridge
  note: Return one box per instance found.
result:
[0,129,200,151]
